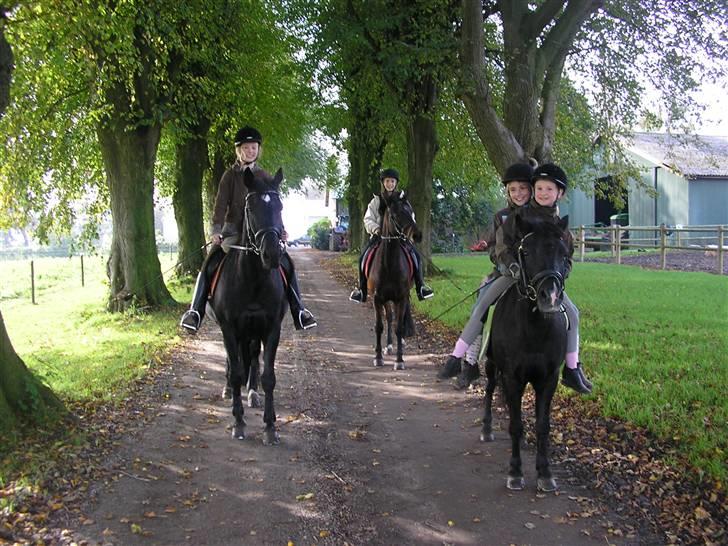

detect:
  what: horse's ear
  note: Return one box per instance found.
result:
[515,212,530,235]
[272,168,284,189]
[559,215,569,231]
[378,194,387,215]
[243,167,255,189]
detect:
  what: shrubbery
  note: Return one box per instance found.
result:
[307,218,332,250]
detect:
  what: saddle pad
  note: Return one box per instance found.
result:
[363,242,414,282]
[209,255,288,299]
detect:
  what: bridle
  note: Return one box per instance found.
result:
[516,231,565,302]
[229,191,283,255]
[380,199,415,242]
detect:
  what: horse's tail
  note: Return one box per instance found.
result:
[403,302,416,338]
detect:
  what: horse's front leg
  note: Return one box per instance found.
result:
[222,356,232,400]
[480,358,496,442]
[373,302,385,367]
[392,303,405,370]
[385,303,394,355]
[504,378,526,490]
[260,328,280,445]
[246,340,261,408]
[221,329,246,440]
[534,378,559,492]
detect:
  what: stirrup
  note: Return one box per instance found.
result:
[349,289,365,303]
[180,309,201,332]
[418,286,434,300]
[298,310,317,330]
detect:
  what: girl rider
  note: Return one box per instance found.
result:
[438,162,534,388]
[349,168,434,303]
[180,126,317,333]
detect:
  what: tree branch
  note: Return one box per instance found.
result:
[523,0,564,40]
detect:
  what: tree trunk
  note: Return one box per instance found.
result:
[0,11,12,117]
[406,111,437,271]
[173,124,210,277]
[0,310,65,435]
[98,120,174,311]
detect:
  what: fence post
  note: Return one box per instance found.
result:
[578,225,585,262]
[81,254,85,287]
[615,225,621,264]
[31,260,36,305]
[719,226,725,276]
[660,224,667,270]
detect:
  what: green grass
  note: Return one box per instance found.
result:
[1,254,192,401]
[422,254,728,482]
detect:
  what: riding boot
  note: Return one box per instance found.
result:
[410,245,434,301]
[561,366,591,394]
[180,246,222,333]
[577,362,593,390]
[454,361,481,390]
[349,254,368,303]
[282,254,317,330]
[437,355,461,379]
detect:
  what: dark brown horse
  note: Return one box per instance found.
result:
[367,191,420,370]
[481,215,570,491]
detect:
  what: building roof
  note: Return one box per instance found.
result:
[629,132,728,179]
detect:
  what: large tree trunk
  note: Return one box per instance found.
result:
[0,9,12,116]
[0,310,65,435]
[98,120,174,312]
[173,123,210,277]
[406,111,437,270]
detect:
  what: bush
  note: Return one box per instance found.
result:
[307,218,332,250]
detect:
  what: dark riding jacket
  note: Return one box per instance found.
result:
[495,200,574,277]
[212,162,269,238]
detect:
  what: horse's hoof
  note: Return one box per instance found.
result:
[263,428,280,446]
[248,390,261,408]
[480,430,495,442]
[393,361,405,371]
[232,424,246,440]
[222,385,232,400]
[506,476,525,490]
[373,358,384,367]
[537,477,558,492]
[385,344,394,355]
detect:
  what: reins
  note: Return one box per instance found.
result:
[515,231,564,302]
[229,190,284,255]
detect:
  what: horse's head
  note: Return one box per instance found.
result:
[514,214,570,313]
[381,190,422,243]
[243,167,284,270]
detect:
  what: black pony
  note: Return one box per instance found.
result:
[367,190,420,370]
[208,168,287,445]
[481,215,570,491]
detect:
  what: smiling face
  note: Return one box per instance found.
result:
[533,179,563,207]
[382,177,398,192]
[236,142,260,164]
[506,181,532,206]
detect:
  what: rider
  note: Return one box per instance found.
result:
[349,168,434,303]
[180,126,317,333]
[437,161,534,388]
[495,163,592,394]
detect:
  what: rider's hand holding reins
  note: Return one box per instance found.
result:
[211,233,223,246]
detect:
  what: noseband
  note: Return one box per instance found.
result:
[381,204,414,242]
[516,232,564,302]
[230,191,283,255]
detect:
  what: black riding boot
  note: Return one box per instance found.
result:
[180,246,223,333]
[350,236,378,303]
[410,245,434,301]
[282,254,317,330]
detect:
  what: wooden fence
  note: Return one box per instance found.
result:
[575,224,726,275]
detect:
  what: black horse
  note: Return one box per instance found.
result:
[367,191,420,370]
[208,167,287,444]
[481,215,570,491]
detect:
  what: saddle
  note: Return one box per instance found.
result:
[209,254,288,299]
[362,241,415,282]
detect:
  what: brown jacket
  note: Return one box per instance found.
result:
[211,163,269,237]
[495,200,574,276]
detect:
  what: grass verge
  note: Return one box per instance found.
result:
[424,254,728,482]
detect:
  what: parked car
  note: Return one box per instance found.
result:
[469,240,488,252]
[287,235,312,247]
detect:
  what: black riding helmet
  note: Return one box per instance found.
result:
[234,126,263,146]
[532,163,567,190]
[380,168,400,182]
[502,162,534,186]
